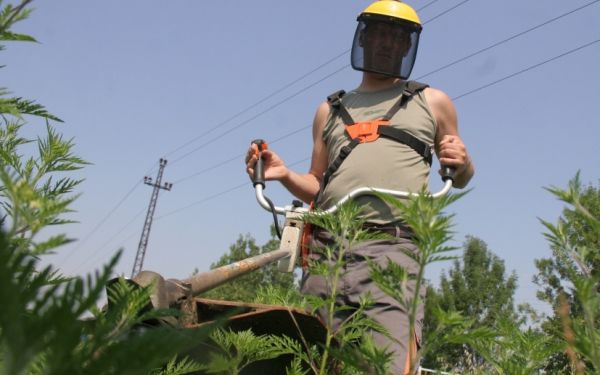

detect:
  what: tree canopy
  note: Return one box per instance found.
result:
[423,235,518,371]
[201,228,297,303]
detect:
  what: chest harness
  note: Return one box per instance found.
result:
[320,80,433,191]
[301,81,432,269]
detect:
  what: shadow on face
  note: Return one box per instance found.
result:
[359,22,412,75]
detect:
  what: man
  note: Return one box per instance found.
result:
[246,1,474,373]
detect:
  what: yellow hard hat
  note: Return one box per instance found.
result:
[359,0,421,27]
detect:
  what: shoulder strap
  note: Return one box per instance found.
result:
[381,80,429,121]
[327,89,355,125]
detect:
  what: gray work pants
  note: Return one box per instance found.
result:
[300,228,425,375]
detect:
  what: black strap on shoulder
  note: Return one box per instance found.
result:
[327,90,355,125]
[381,81,429,121]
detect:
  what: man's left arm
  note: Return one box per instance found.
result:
[425,87,474,189]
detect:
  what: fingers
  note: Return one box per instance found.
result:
[438,135,468,170]
[245,144,258,178]
[438,134,458,146]
[245,145,275,179]
[244,144,258,163]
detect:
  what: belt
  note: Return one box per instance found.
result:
[362,222,414,238]
[312,222,413,239]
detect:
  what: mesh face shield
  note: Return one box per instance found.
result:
[351,16,421,79]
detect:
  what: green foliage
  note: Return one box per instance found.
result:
[368,188,465,374]
[198,202,399,375]
[0,226,215,375]
[423,236,519,370]
[201,329,296,375]
[462,319,559,375]
[427,173,600,375]
[0,95,63,121]
[536,173,600,374]
[5,2,598,375]
[0,3,209,374]
[153,356,206,375]
[535,175,600,308]
[302,201,392,375]
[1,122,87,239]
[258,190,465,375]
[252,284,306,308]
[202,231,297,303]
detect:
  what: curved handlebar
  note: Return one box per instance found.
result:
[254,174,454,216]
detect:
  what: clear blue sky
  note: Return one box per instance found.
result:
[4,0,600,314]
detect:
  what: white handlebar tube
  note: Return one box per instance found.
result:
[319,179,453,214]
[255,177,453,216]
[254,184,289,215]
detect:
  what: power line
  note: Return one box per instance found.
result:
[59,160,159,269]
[70,31,600,277]
[452,38,600,101]
[160,0,457,164]
[153,38,600,219]
[164,0,475,168]
[156,157,311,220]
[168,0,595,186]
[417,0,600,81]
[156,182,248,220]
[418,0,444,13]
[421,0,472,25]
[70,0,596,273]
[72,206,146,273]
[172,125,311,185]
[59,178,142,267]
[119,0,600,191]
[167,64,349,167]
[163,49,349,160]
[72,35,598,276]
[65,0,479,276]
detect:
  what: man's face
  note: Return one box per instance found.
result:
[360,21,411,76]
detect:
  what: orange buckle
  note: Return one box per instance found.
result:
[345,119,390,143]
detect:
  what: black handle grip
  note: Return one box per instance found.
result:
[251,139,266,187]
[441,166,456,182]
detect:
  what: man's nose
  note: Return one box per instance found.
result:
[376,32,393,47]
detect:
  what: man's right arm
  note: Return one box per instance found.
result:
[245,101,330,204]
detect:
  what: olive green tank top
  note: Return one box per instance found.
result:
[317,83,437,224]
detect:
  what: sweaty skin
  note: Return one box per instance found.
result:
[245,72,474,202]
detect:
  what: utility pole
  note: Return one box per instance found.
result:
[131,158,172,278]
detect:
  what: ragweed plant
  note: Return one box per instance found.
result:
[199,329,298,375]
[541,173,600,373]
[243,191,466,375]
[206,202,395,375]
[301,201,394,375]
[370,188,465,374]
[0,2,210,374]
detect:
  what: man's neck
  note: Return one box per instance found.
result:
[358,72,404,92]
